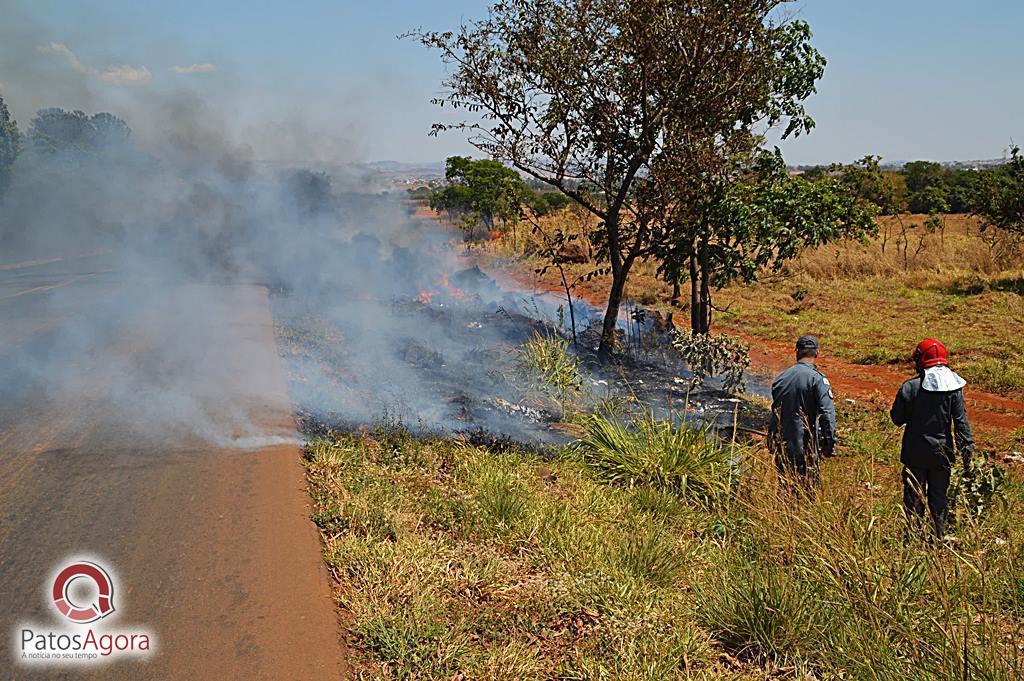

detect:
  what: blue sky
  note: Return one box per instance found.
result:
[2,0,1022,164]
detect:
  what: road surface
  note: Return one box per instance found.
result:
[0,252,346,679]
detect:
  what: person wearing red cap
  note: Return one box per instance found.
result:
[890,339,974,539]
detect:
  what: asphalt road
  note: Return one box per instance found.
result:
[0,253,346,679]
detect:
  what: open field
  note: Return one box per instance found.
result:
[475,211,1024,439]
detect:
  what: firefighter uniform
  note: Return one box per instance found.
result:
[890,339,974,539]
[769,340,837,487]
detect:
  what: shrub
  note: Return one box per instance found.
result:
[571,411,737,503]
[695,553,821,663]
[671,330,750,393]
[617,524,689,587]
[949,453,1007,523]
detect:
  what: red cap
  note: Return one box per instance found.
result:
[913,339,948,370]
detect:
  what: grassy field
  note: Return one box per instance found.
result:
[305,405,1024,679]
[303,209,1024,678]
[713,215,1024,397]
[479,213,1024,400]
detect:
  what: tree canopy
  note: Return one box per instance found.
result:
[0,95,19,193]
[430,156,530,237]
[654,151,876,333]
[976,147,1024,235]
[417,0,828,359]
[26,108,131,157]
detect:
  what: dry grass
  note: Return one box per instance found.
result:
[713,217,1024,397]
[304,403,1024,679]
[483,212,1024,398]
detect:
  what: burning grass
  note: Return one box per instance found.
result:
[303,403,1024,679]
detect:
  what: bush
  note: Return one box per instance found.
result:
[671,330,750,393]
[695,553,821,663]
[571,411,737,503]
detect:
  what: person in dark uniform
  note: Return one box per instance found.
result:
[769,335,837,491]
[890,339,973,539]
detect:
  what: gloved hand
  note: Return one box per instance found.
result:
[962,460,974,480]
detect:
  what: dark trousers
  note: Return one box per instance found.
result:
[775,451,821,496]
[902,466,951,539]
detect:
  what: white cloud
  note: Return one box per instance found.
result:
[98,64,152,86]
[171,63,216,74]
[41,42,94,75]
[41,42,152,87]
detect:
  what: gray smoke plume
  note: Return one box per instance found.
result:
[0,0,583,450]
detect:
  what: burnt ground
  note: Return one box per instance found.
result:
[272,265,768,450]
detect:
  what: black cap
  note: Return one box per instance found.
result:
[796,335,819,351]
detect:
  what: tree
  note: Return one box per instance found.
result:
[430,156,530,240]
[976,146,1024,235]
[835,156,905,215]
[902,160,946,196]
[655,151,875,333]
[26,108,130,156]
[0,94,20,194]
[283,169,334,218]
[415,0,826,360]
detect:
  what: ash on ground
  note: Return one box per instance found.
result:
[272,242,768,448]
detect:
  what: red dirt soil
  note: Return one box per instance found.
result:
[494,262,1024,434]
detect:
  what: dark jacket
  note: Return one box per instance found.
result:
[769,360,837,465]
[890,370,973,470]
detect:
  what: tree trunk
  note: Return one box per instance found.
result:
[597,267,628,362]
[699,244,712,334]
[689,250,700,333]
[689,242,712,334]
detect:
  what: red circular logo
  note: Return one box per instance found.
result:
[51,561,116,624]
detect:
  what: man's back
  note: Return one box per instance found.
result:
[770,360,836,463]
[890,366,973,469]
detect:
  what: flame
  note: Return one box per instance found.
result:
[414,273,472,305]
[439,273,472,301]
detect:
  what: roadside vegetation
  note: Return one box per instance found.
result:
[305,401,1024,679]
[474,209,1024,401]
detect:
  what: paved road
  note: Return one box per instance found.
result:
[0,253,346,679]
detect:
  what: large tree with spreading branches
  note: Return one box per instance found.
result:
[415,0,827,359]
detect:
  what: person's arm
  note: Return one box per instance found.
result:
[952,389,974,473]
[816,376,837,456]
[890,384,909,426]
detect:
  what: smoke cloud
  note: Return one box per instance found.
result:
[0,0,583,449]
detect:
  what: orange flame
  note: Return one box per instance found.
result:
[439,273,472,301]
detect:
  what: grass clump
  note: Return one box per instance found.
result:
[516,331,586,417]
[571,411,737,503]
[695,552,821,663]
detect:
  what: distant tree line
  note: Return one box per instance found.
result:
[0,98,134,175]
[805,154,1023,222]
[0,93,342,263]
